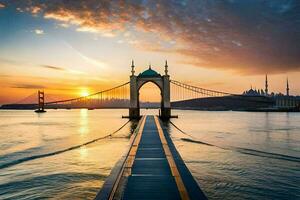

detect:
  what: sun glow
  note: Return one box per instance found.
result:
[80,89,90,97]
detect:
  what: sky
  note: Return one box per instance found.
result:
[0,0,300,104]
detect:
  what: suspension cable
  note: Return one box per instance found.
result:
[170,80,237,97]
[170,79,273,103]
[45,82,130,105]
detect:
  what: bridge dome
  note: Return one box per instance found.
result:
[138,67,160,77]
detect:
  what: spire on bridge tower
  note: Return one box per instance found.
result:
[164,60,168,75]
[131,60,135,76]
[265,74,268,96]
[286,77,289,96]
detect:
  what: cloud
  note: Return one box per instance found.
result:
[63,41,107,69]
[0,57,21,65]
[41,64,65,71]
[10,84,45,89]
[59,23,70,28]
[30,6,41,14]
[10,0,300,74]
[40,64,86,74]
[34,29,44,34]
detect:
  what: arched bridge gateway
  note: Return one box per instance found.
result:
[129,61,171,119]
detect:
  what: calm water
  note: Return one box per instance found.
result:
[0,109,299,199]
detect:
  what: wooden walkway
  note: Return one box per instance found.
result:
[95,115,207,200]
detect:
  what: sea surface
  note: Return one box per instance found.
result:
[0,109,299,200]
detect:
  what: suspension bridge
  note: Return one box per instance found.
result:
[36,78,237,111]
[33,61,272,116]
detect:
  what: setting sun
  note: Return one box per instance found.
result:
[80,90,90,97]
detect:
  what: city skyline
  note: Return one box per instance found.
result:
[1,1,300,104]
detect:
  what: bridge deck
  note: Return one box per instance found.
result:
[95,115,207,200]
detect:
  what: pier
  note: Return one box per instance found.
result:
[95,115,207,200]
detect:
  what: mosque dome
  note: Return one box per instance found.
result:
[138,67,160,77]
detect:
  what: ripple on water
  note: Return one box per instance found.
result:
[0,172,106,200]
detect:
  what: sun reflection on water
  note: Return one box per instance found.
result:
[79,146,88,159]
[79,109,89,135]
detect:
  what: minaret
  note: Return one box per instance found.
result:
[265,74,268,96]
[286,77,289,96]
[131,60,135,76]
[164,60,168,75]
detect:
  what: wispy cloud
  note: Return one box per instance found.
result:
[41,65,65,71]
[77,51,107,69]
[0,58,85,75]
[40,64,85,74]
[30,6,41,14]
[59,23,70,28]
[63,41,107,69]
[67,69,85,75]
[10,84,45,89]
[0,58,21,65]
[34,29,44,34]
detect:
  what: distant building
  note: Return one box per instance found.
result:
[265,74,268,95]
[286,77,289,96]
[243,87,265,96]
[242,75,300,110]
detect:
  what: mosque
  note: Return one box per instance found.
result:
[243,75,300,109]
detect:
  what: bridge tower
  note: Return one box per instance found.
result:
[35,90,46,113]
[129,61,171,119]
